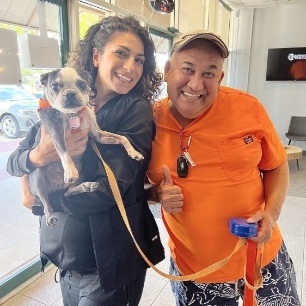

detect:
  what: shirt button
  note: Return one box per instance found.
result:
[68,285,71,290]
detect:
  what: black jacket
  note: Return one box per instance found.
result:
[7,93,165,291]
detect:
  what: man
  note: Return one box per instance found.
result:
[146,31,300,305]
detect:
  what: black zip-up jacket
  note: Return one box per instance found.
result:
[7,93,165,291]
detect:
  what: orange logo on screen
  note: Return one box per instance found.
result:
[290,60,306,81]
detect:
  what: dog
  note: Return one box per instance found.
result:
[29,67,143,226]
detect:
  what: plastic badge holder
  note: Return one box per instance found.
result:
[229,218,258,238]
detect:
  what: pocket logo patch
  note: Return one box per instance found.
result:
[243,135,254,144]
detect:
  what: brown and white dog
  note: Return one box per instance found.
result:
[29,67,143,226]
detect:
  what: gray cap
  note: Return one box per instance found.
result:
[171,30,229,58]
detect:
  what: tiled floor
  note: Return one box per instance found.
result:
[1,155,305,306]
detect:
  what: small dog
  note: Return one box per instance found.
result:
[29,67,143,226]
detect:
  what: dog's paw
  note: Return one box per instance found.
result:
[128,149,144,161]
[82,182,100,192]
[46,215,58,226]
[64,176,78,183]
[65,182,100,196]
[64,168,79,183]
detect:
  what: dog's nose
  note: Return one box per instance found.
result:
[64,92,82,109]
[65,92,76,100]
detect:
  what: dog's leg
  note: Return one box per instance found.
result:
[29,169,57,226]
[40,108,79,183]
[85,107,144,160]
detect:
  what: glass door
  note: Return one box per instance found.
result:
[0,0,66,298]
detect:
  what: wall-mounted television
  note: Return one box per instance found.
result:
[266,47,306,81]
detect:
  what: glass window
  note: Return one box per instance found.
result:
[0,0,62,298]
[79,5,108,38]
[149,31,172,99]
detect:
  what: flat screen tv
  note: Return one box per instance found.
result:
[266,47,306,81]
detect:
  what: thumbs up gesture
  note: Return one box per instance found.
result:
[157,165,184,214]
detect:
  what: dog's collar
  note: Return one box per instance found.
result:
[38,98,51,110]
[38,98,86,111]
[38,98,86,116]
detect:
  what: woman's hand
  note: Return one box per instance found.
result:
[28,126,90,168]
[21,174,34,209]
[66,127,90,158]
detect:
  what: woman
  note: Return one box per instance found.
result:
[7,16,164,306]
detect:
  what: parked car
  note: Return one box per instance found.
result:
[0,85,40,138]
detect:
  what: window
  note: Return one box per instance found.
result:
[0,0,65,298]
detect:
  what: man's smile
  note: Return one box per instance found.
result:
[182,91,203,99]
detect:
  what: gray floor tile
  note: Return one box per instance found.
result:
[1,294,44,306]
[51,297,63,306]
[151,282,175,306]
[19,267,61,306]
[139,275,169,306]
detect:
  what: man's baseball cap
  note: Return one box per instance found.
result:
[171,30,229,58]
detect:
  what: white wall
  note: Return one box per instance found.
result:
[228,9,253,91]
[229,4,306,150]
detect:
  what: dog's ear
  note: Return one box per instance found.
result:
[77,69,92,87]
[40,72,50,87]
[40,69,61,86]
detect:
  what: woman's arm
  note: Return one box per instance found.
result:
[28,126,89,168]
[7,123,89,176]
[7,122,89,212]
[7,123,40,176]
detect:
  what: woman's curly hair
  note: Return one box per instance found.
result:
[67,15,163,103]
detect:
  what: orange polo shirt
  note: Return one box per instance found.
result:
[147,86,286,283]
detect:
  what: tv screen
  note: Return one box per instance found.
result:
[266,47,306,81]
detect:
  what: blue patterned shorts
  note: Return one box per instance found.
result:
[170,242,301,306]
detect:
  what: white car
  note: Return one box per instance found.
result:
[0,85,40,138]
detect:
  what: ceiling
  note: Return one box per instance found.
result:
[0,0,59,33]
[222,0,306,10]
[1,0,306,33]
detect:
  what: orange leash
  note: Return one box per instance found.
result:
[244,240,258,305]
[91,138,265,294]
[90,138,247,281]
[243,240,264,306]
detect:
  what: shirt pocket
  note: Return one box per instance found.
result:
[218,134,262,182]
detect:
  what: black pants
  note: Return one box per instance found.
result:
[60,269,146,306]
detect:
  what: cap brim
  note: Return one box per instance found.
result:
[172,32,229,58]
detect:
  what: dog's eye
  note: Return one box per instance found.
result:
[78,81,88,92]
[51,83,60,92]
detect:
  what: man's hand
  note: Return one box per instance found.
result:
[247,211,276,243]
[247,162,289,244]
[157,165,184,214]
